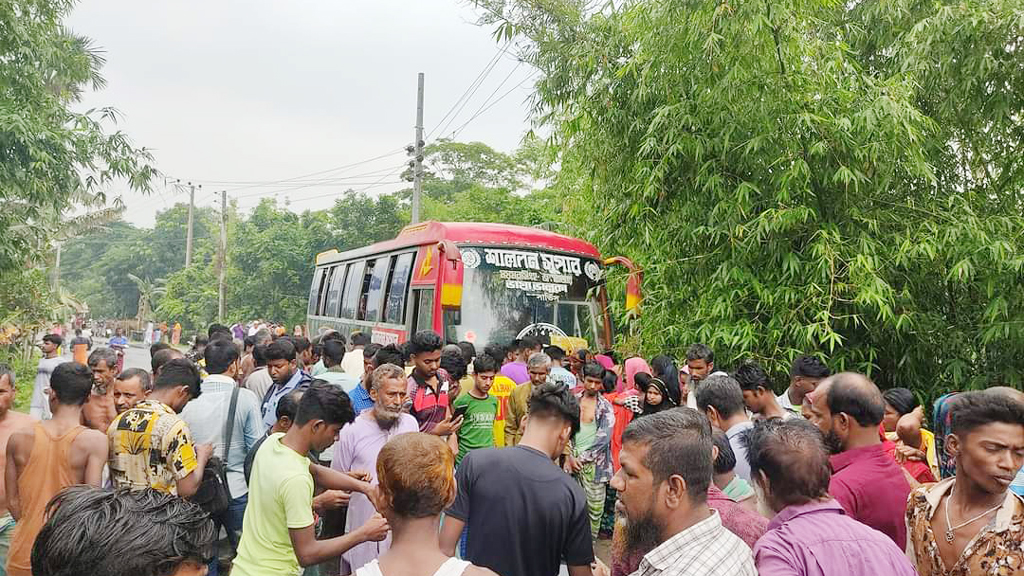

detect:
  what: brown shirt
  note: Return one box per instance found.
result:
[7,424,86,576]
[906,477,1024,576]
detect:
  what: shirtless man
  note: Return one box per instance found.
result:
[568,362,615,538]
[83,347,119,432]
[5,362,107,576]
[0,366,36,575]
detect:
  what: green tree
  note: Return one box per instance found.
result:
[477,0,1024,402]
[0,0,155,271]
[126,274,165,323]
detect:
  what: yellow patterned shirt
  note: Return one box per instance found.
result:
[107,400,199,495]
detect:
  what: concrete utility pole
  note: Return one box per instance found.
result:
[411,72,425,224]
[185,181,199,267]
[218,190,227,322]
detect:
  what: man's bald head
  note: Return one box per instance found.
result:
[814,372,885,428]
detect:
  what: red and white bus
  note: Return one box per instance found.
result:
[307,221,638,353]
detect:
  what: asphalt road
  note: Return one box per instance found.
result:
[85,337,157,371]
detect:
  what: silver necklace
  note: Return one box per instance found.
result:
[943,480,1003,544]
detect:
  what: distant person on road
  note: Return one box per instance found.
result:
[111,368,151,415]
[69,329,91,365]
[107,358,212,497]
[82,348,119,433]
[5,362,107,576]
[30,485,216,576]
[31,334,63,420]
[0,365,37,573]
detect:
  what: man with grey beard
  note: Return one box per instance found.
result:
[332,364,418,574]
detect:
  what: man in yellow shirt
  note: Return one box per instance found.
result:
[505,352,551,447]
[232,382,388,576]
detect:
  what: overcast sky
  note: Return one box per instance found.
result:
[68,1,535,227]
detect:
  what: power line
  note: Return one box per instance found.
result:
[448,72,537,140]
[426,42,511,140]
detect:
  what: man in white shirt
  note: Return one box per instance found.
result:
[31,334,64,419]
[777,355,830,417]
[341,331,370,377]
[612,408,755,576]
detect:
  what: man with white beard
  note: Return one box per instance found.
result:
[332,364,419,574]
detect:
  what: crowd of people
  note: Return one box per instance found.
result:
[0,324,1019,576]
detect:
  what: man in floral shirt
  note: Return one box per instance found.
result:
[570,361,615,538]
[108,359,212,497]
[906,390,1023,576]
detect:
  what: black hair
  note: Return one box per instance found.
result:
[544,345,566,362]
[882,387,917,416]
[264,339,297,363]
[207,323,231,340]
[243,336,255,350]
[519,337,541,353]
[408,331,443,355]
[576,348,589,361]
[323,331,347,345]
[74,328,82,336]
[824,374,885,427]
[622,408,712,503]
[694,373,746,419]
[193,334,209,347]
[363,343,382,361]
[289,336,311,354]
[600,350,620,365]
[483,343,509,364]
[601,370,617,394]
[440,351,467,381]
[650,354,682,405]
[117,368,153,392]
[639,374,675,415]
[951,390,1024,438]
[252,344,267,368]
[742,418,831,507]
[294,381,356,427]
[374,344,405,369]
[322,340,346,367]
[49,363,93,406]
[711,430,736,474]
[151,348,182,376]
[685,343,714,363]
[350,331,371,347]
[473,354,499,375]
[276,390,304,422]
[153,359,202,399]
[149,342,171,359]
[527,381,581,436]
[32,485,215,576]
[733,360,770,392]
[43,334,63,347]
[457,341,476,364]
[791,355,830,379]
[581,361,605,381]
[203,338,240,374]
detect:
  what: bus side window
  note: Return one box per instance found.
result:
[324,263,347,317]
[412,288,435,333]
[308,268,326,316]
[340,261,366,319]
[363,255,391,322]
[317,265,336,316]
[383,253,414,325]
[356,260,376,321]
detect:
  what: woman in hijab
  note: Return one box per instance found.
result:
[649,354,683,406]
[635,373,676,417]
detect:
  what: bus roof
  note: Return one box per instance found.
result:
[317,221,601,265]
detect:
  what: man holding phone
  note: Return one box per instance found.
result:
[450,354,501,465]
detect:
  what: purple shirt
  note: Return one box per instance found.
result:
[753,500,917,576]
[829,443,911,549]
[333,411,419,573]
[500,361,529,385]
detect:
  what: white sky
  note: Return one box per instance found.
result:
[68,1,536,227]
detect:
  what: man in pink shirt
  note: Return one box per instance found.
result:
[745,417,916,576]
[805,372,911,548]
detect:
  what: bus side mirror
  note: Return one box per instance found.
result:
[438,240,464,308]
[437,240,461,267]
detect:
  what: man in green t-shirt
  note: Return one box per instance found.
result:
[450,355,500,465]
[232,382,390,576]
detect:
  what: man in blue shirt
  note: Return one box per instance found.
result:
[261,338,311,429]
[180,336,263,576]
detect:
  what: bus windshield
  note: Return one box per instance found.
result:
[443,246,606,350]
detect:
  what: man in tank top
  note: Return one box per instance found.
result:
[4,362,107,576]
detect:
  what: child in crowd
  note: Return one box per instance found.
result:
[450,355,500,465]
